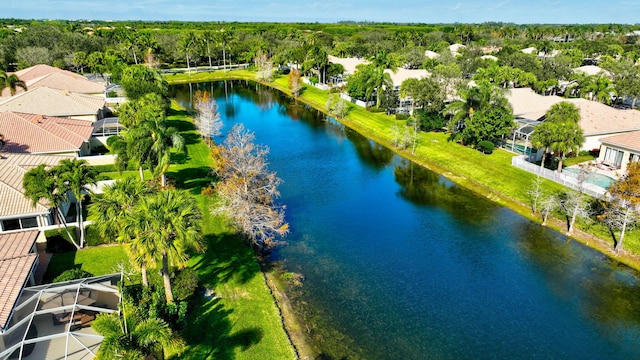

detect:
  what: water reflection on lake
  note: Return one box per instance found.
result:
[171,81,640,360]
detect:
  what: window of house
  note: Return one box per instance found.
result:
[604,147,624,168]
[631,153,640,163]
[1,217,38,231]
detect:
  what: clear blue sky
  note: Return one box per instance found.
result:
[5,0,638,24]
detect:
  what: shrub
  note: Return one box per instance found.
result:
[53,268,94,283]
[366,106,386,113]
[395,114,409,120]
[171,268,200,301]
[415,110,446,132]
[477,140,495,154]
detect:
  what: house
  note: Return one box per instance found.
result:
[11,64,87,83]
[572,65,611,77]
[327,55,368,76]
[385,68,431,90]
[1,71,105,98]
[597,130,640,172]
[0,153,73,234]
[505,88,640,157]
[0,112,94,156]
[0,87,108,122]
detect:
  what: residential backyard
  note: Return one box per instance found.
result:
[44,103,295,360]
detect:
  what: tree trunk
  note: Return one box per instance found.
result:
[141,264,148,287]
[161,173,167,187]
[78,201,85,248]
[568,199,581,235]
[207,42,212,69]
[540,152,547,169]
[132,50,138,65]
[139,166,145,181]
[161,254,174,303]
[223,48,227,72]
[542,213,548,226]
[615,208,630,254]
[56,207,81,249]
[557,157,564,172]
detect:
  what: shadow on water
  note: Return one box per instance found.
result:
[515,221,640,354]
[345,128,394,170]
[394,159,497,224]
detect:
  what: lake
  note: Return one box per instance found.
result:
[171,81,640,359]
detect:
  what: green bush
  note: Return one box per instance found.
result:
[395,114,409,120]
[477,140,495,154]
[53,268,94,283]
[366,106,386,113]
[171,268,200,301]
[415,110,447,132]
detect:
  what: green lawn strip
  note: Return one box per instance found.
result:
[166,70,640,269]
[165,102,295,359]
[43,245,128,283]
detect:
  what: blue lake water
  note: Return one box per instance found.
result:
[171,81,640,359]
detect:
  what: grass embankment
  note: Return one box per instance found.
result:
[167,70,640,270]
[45,103,296,360]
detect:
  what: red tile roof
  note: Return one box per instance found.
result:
[0,153,72,217]
[0,112,93,154]
[0,231,39,330]
[1,72,105,97]
[13,64,86,82]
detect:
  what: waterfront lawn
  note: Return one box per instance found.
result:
[164,103,295,359]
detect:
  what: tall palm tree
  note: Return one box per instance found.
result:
[366,65,393,108]
[122,190,203,303]
[145,119,184,187]
[582,75,616,104]
[23,164,80,249]
[0,70,27,96]
[56,159,100,248]
[536,102,584,171]
[89,178,154,286]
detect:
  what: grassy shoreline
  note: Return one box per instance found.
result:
[165,69,640,273]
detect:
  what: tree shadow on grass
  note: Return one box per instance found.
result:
[172,297,264,360]
[42,252,78,283]
[190,233,260,287]
[167,166,215,195]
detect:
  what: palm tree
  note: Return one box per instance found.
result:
[216,27,236,72]
[445,81,510,137]
[0,71,27,96]
[89,178,154,286]
[144,119,184,187]
[180,32,199,75]
[363,65,393,108]
[530,121,557,169]
[92,304,180,359]
[56,159,100,248]
[550,121,584,172]
[536,102,584,171]
[23,164,80,249]
[582,75,616,104]
[122,190,203,303]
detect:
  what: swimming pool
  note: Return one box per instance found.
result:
[563,167,616,189]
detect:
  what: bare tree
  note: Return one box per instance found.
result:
[193,90,223,146]
[255,51,275,82]
[212,124,289,250]
[539,193,558,226]
[601,198,639,254]
[562,163,594,235]
[605,161,640,253]
[326,93,349,120]
[527,175,545,215]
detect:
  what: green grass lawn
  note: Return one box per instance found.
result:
[43,245,128,283]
